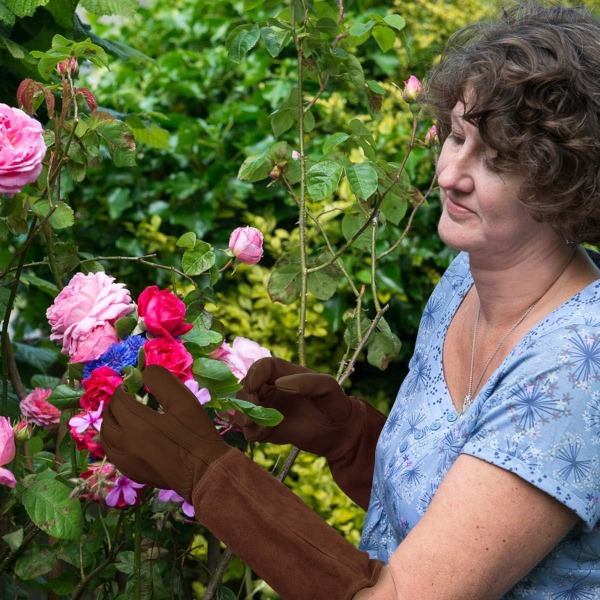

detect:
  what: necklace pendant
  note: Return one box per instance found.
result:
[462,394,471,414]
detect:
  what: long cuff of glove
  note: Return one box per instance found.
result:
[192,450,383,600]
[328,400,387,510]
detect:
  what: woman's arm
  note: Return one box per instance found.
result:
[354,454,578,600]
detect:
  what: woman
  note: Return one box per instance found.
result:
[101,3,600,598]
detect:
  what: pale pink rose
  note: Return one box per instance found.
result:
[0,104,46,196]
[402,75,422,103]
[0,417,15,465]
[46,272,133,362]
[228,227,264,265]
[425,125,438,145]
[20,388,61,430]
[0,468,16,488]
[210,336,271,381]
[184,379,211,405]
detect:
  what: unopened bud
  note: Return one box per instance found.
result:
[13,420,32,443]
[57,58,78,77]
[269,165,281,180]
[425,125,438,146]
[402,75,422,104]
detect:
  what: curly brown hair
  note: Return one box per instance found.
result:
[426,2,600,244]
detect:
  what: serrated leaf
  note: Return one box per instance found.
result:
[80,0,137,17]
[14,545,57,579]
[0,36,25,58]
[0,3,16,25]
[238,151,272,182]
[192,358,240,395]
[344,54,365,89]
[307,270,338,301]
[383,14,405,31]
[303,109,315,133]
[306,161,343,201]
[372,25,395,53]
[181,241,215,276]
[21,470,83,541]
[226,24,260,64]
[183,327,222,347]
[47,384,82,410]
[259,26,287,58]
[349,21,374,38]
[218,397,283,427]
[5,0,50,18]
[19,273,58,297]
[367,321,401,370]
[268,261,301,304]
[32,200,75,230]
[341,213,372,251]
[270,108,296,139]
[13,343,59,371]
[125,119,170,150]
[345,162,378,200]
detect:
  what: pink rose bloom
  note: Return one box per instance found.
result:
[46,272,133,362]
[228,226,264,265]
[425,125,438,145]
[0,417,16,488]
[210,336,271,381]
[402,75,422,103]
[0,104,46,196]
[80,366,123,412]
[137,286,193,339]
[20,388,61,430]
[144,337,193,382]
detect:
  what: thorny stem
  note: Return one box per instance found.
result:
[371,213,381,312]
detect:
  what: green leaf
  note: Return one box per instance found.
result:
[244,0,264,8]
[0,35,25,59]
[345,54,365,89]
[307,270,338,301]
[2,529,24,552]
[341,213,372,251]
[192,358,240,395]
[349,21,374,38]
[176,231,197,249]
[31,375,60,389]
[367,319,401,370]
[14,545,57,579]
[268,262,301,304]
[95,120,137,167]
[238,151,272,182]
[260,26,288,58]
[122,366,142,393]
[47,384,83,410]
[125,118,170,150]
[345,162,378,200]
[306,161,343,201]
[380,192,407,226]
[21,470,84,541]
[19,273,58,297]
[367,79,386,95]
[32,200,75,230]
[218,397,283,427]
[80,0,137,17]
[0,4,16,25]
[115,316,138,339]
[384,14,406,31]
[183,327,222,347]
[5,0,49,18]
[372,25,395,53]
[181,240,216,276]
[13,343,58,371]
[323,132,350,155]
[270,108,296,139]
[226,24,260,64]
[216,587,237,600]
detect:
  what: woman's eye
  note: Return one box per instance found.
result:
[447,132,464,145]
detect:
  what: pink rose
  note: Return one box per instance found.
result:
[80,366,123,412]
[20,388,61,430]
[144,338,193,382]
[425,125,438,145]
[210,336,271,381]
[0,104,46,196]
[46,272,133,362]
[0,417,16,488]
[228,226,264,265]
[137,286,193,339]
[402,75,422,103]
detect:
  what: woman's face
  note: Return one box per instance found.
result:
[436,102,560,262]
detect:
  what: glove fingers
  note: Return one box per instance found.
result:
[101,401,124,456]
[244,357,313,393]
[274,373,351,422]
[142,365,206,424]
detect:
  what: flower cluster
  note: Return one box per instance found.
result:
[43,269,270,515]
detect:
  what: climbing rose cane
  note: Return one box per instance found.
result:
[0,103,46,196]
[228,226,264,264]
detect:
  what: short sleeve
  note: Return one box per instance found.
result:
[461,322,600,530]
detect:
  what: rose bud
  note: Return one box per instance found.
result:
[228,226,264,265]
[402,75,422,104]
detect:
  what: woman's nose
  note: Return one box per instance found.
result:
[436,146,474,193]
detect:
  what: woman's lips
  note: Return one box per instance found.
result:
[443,194,474,218]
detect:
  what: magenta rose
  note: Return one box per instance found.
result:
[70,426,105,460]
[20,388,61,430]
[0,104,46,196]
[46,272,133,362]
[80,366,123,412]
[210,336,271,381]
[137,286,193,339]
[228,226,264,265]
[144,337,193,382]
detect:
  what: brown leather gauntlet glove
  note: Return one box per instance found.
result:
[236,357,386,509]
[101,365,383,600]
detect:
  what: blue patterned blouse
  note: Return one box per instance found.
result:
[360,251,600,598]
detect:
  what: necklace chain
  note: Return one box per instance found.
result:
[461,247,578,416]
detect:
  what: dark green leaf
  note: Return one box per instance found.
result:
[323,132,350,154]
[341,213,372,251]
[268,262,301,304]
[14,545,57,579]
[19,273,58,297]
[47,384,82,410]
[192,358,240,395]
[115,316,138,339]
[380,192,408,226]
[345,162,378,200]
[226,24,260,64]
[32,200,75,230]
[372,25,395,53]
[183,327,223,347]
[13,343,59,371]
[259,26,288,58]
[238,151,273,182]
[270,108,296,138]
[307,269,338,300]
[218,397,283,427]
[306,161,343,201]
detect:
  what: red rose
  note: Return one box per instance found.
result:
[70,427,104,459]
[144,337,193,382]
[80,366,123,412]
[137,286,193,339]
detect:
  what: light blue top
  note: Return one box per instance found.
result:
[360,251,600,598]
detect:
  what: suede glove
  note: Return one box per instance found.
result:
[101,365,383,600]
[235,357,387,509]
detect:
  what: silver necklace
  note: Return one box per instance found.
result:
[461,247,577,416]
[462,300,538,415]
